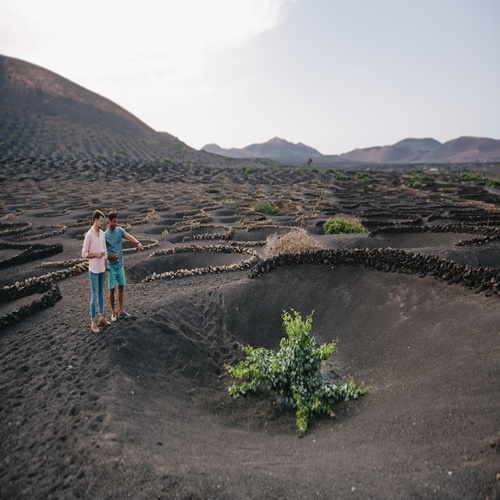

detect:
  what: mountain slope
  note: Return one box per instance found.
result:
[0,54,155,137]
[202,137,323,162]
[1,55,499,167]
[204,135,500,165]
[337,138,441,163]
[0,54,268,168]
[337,137,500,163]
[421,136,500,162]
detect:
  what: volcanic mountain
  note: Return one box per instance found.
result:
[208,136,500,165]
[2,54,499,167]
[338,136,500,163]
[203,137,323,162]
[0,54,267,168]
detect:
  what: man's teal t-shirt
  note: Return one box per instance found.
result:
[105,226,126,269]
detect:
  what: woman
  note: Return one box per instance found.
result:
[82,210,111,333]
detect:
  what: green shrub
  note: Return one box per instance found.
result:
[335,173,349,181]
[253,201,279,215]
[96,153,106,160]
[323,217,366,234]
[458,172,481,181]
[241,166,255,174]
[296,166,319,173]
[410,174,431,188]
[226,310,367,434]
[485,179,500,189]
[355,172,371,183]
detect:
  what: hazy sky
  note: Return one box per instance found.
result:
[2,0,499,154]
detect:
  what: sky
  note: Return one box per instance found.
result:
[1,0,499,155]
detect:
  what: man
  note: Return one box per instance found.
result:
[82,210,111,333]
[105,210,144,321]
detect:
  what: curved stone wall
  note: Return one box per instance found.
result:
[249,248,500,298]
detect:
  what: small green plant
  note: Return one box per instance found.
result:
[226,310,366,434]
[458,172,481,181]
[220,198,234,204]
[323,217,366,235]
[253,201,279,215]
[355,172,371,183]
[241,166,255,174]
[161,229,169,235]
[410,174,431,188]
[335,173,349,181]
[162,157,172,163]
[96,153,106,160]
[485,179,500,189]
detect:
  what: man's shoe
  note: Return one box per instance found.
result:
[111,314,118,322]
[118,312,131,319]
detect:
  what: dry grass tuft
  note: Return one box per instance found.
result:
[262,228,325,259]
[146,209,159,221]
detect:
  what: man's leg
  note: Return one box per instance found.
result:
[109,287,116,317]
[116,268,131,319]
[108,267,118,321]
[118,285,124,314]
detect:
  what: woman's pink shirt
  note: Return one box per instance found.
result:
[82,227,107,273]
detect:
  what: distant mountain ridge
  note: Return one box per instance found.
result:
[203,136,500,164]
[203,137,322,160]
[1,54,499,166]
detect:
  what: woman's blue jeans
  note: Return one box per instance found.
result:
[89,271,105,320]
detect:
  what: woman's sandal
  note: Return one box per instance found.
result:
[98,317,111,327]
[91,322,100,334]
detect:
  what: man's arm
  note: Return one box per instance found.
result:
[124,232,144,251]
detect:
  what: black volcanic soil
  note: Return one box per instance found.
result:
[1,162,499,499]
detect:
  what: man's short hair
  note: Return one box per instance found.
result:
[93,210,105,221]
[108,210,118,220]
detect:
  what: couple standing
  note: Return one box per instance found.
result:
[82,210,144,333]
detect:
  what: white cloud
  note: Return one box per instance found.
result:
[2,0,293,84]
